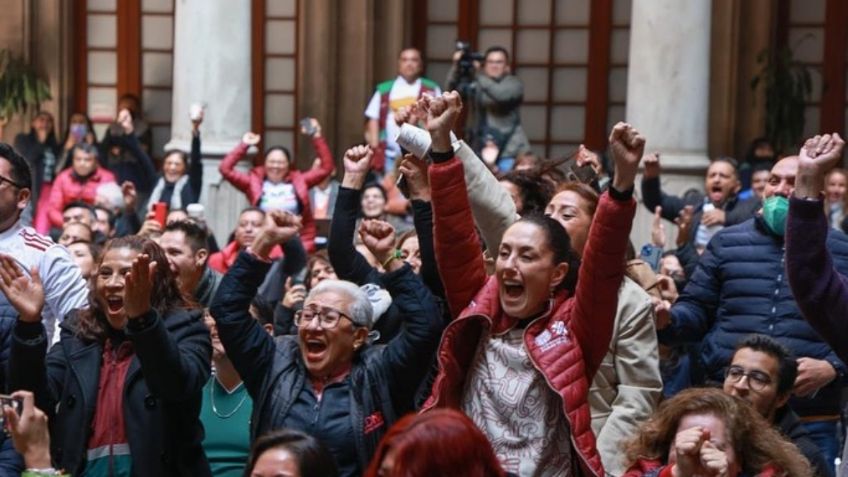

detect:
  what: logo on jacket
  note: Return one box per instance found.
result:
[363,411,385,434]
[534,320,569,352]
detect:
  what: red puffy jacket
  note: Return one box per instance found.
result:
[47,167,117,228]
[218,136,334,252]
[422,157,636,477]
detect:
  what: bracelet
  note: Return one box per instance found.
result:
[23,470,68,477]
[381,249,403,269]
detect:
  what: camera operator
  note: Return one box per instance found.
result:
[447,45,530,171]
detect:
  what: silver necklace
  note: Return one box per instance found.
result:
[209,378,248,419]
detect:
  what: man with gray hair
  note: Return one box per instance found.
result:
[210,210,444,477]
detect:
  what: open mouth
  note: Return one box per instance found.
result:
[502,280,525,299]
[106,297,124,313]
[709,186,725,202]
[304,339,328,361]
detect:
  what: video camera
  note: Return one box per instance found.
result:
[454,41,484,98]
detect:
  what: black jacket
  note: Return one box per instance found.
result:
[209,251,444,471]
[9,308,212,477]
[775,407,833,477]
[327,187,447,342]
[641,175,760,275]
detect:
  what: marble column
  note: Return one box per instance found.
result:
[165,0,252,242]
[626,0,712,245]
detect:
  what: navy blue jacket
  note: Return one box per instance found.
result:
[658,216,848,416]
[209,251,444,472]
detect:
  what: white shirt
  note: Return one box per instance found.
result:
[364,76,442,160]
[0,222,88,345]
[259,181,300,214]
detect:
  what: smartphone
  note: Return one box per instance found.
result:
[70,124,87,142]
[153,202,168,228]
[290,267,308,287]
[300,117,317,136]
[0,394,22,433]
[562,157,598,184]
[640,244,663,273]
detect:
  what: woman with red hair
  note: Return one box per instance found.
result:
[364,409,505,477]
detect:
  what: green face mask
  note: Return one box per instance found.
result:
[762,195,789,236]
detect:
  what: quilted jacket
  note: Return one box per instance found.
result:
[423,156,636,477]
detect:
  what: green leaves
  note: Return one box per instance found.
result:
[751,38,813,155]
[0,49,53,122]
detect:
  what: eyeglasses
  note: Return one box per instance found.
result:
[0,175,22,190]
[294,307,355,329]
[724,365,773,392]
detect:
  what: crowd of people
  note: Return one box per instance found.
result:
[0,45,845,477]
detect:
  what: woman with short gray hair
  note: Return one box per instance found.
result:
[209,211,444,477]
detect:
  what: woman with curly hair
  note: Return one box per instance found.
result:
[4,235,212,476]
[623,388,812,477]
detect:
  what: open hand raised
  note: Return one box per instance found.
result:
[242,132,261,146]
[124,253,156,319]
[0,254,43,323]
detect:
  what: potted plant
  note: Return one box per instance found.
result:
[750,39,813,155]
[0,49,52,124]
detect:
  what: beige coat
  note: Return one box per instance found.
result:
[588,277,661,476]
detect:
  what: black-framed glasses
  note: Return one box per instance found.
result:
[724,365,773,392]
[294,307,354,329]
[0,175,22,190]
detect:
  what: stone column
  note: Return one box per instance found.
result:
[165,0,252,242]
[626,0,712,245]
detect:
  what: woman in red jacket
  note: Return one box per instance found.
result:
[622,388,810,477]
[420,91,643,477]
[47,142,116,229]
[218,119,334,252]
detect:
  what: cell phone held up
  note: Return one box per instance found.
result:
[153,202,168,228]
[300,117,317,136]
[0,394,22,435]
[640,244,663,273]
[561,157,598,185]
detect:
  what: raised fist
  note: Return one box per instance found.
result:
[263,210,303,245]
[800,133,845,170]
[417,91,462,151]
[608,122,645,192]
[642,152,660,179]
[358,219,396,264]
[343,145,373,175]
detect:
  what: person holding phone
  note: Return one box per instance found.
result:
[219,118,334,253]
[145,107,205,213]
[13,111,61,232]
